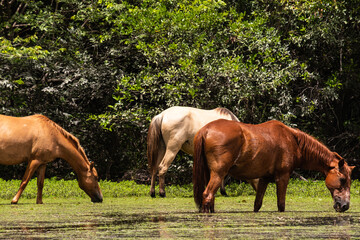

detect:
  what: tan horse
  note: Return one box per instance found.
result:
[0,114,103,204]
[147,106,258,197]
[193,119,355,213]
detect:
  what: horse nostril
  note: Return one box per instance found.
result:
[334,201,349,212]
[91,193,103,203]
[342,203,349,212]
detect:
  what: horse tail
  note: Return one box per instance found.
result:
[193,128,210,211]
[147,114,164,176]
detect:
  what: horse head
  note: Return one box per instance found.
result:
[78,161,103,203]
[325,156,355,212]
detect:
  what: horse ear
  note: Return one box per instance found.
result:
[90,161,94,170]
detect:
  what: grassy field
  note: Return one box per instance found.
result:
[1,178,360,200]
[0,179,360,239]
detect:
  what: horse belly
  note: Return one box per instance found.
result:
[0,148,30,165]
[0,137,32,165]
[229,155,275,180]
[181,140,194,155]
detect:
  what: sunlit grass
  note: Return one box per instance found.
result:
[0,178,359,201]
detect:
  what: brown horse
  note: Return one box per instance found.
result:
[147,106,258,197]
[193,119,354,213]
[0,114,103,204]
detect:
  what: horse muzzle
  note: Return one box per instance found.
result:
[91,193,103,203]
[333,199,349,212]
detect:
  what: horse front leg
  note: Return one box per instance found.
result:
[12,159,42,204]
[36,164,46,204]
[275,173,290,212]
[254,178,269,212]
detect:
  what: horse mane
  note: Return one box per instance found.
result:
[34,115,90,163]
[214,108,239,121]
[292,128,334,168]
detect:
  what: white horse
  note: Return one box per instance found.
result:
[147,106,258,197]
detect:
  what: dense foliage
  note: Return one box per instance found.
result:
[1,0,359,182]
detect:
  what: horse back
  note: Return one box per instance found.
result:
[159,107,235,154]
[160,106,237,137]
[202,119,300,179]
[0,115,43,143]
[0,115,59,165]
[200,119,245,166]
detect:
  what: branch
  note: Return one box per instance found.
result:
[292,171,308,181]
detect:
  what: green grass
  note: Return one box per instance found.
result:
[0,178,360,200]
[1,179,360,238]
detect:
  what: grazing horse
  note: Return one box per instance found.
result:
[147,106,258,197]
[193,119,354,213]
[0,114,103,204]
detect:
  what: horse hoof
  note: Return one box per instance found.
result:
[159,192,166,198]
[254,207,260,212]
[11,201,18,204]
[150,192,156,198]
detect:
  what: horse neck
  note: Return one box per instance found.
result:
[36,115,91,176]
[295,130,334,174]
[58,137,90,177]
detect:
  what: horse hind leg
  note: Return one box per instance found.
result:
[150,172,156,198]
[201,175,223,213]
[202,152,235,213]
[11,159,42,204]
[150,143,165,198]
[158,141,182,197]
[249,178,259,192]
[220,176,231,196]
